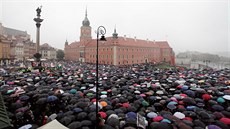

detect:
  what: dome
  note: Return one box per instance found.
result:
[82,9,90,26]
[82,17,90,26]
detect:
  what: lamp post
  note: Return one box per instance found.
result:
[96,26,106,129]
[203,60,210,68]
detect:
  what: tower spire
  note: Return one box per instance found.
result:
[85,6,87,17]
[112,25,118,39]
[65,38,68,46]
[82,6,90,26]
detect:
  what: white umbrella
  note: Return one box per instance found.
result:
[156,90,164,95]
[19,124,32,129]
[48,113,57,121]
[173,112,185,119]
[223,95,230,100]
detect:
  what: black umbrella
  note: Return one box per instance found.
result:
[15,112,24,120]
[39,89,50,94]
[11,102,23,109]
[127,106,137,112]
[88,112,96,121]
[104,105,113,110]
[68,121,82,129]
[76,101,89,109]
[77,112,87,120]
[37,94,48,98]
[106,110,116,117]
[59,116,72,126]
[80,120,92,127]
[212,105,224,112]
[183,97,196,105]
[65,105,75,111]
[36,98,47,105]
[105,124,117,129]
[64,111,74,116]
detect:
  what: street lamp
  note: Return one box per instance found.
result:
[96,26,106,129]
[203,60,210,68]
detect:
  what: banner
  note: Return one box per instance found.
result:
[137,113,146,129]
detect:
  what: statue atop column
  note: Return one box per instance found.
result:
[36,6,42,17]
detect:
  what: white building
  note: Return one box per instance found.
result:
[40,43,57,60]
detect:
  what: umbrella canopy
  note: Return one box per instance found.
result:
[69,89,77,94]
[19,124,32,129]
[68,121,81,129]
[11,102,23,109]
[173,112,185,119]
[60,116,72,126]
[147,112,158,118]
[223,95,230,100]
[77,112,88,120]
[16,106,29,113]
[47,95,58,102]
[19,95,30,101]
[47,113,57,122]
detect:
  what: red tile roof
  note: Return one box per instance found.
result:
[67,36,171,49]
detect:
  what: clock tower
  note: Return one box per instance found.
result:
[80,8,92,42]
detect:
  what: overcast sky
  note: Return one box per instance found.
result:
[0,0,229,54]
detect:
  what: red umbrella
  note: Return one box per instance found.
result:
[122,103,130,108]
[98,111,107,119]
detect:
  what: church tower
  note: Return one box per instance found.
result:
[65,39,68,46]
[80,8,92,43]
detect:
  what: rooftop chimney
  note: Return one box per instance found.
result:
[124,35,126,40]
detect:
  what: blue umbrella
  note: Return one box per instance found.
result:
[47,95,58,102]
[73,108,83,113]
[168,101,178,105]
[147,112,158,118]
[186,106,197,111]
[167,104,177,110]
[19,95,30,101]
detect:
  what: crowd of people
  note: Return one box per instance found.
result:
[0,61,230,129]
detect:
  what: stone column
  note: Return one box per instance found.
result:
[33,7,43,53]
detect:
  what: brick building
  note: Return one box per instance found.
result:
[0,22,36,63]
[65,11,175,65]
